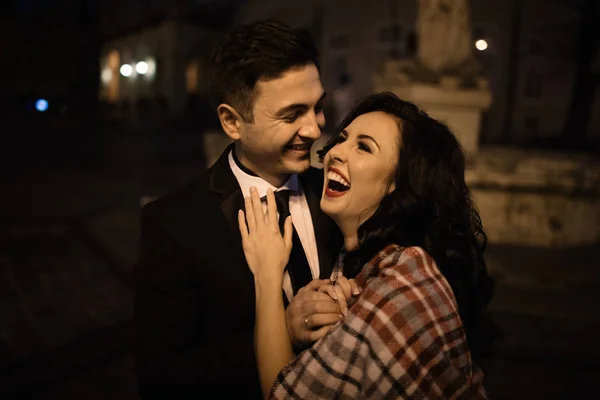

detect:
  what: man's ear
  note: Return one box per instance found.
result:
[217,104,244,141]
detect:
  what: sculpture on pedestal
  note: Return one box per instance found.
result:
[417,0,474,74]
[373,0,491,154]
[379,0,483,87]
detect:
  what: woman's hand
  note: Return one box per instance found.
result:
[238,187,293,288]
[316,276,362,317]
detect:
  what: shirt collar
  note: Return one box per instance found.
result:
[228,148,298,198]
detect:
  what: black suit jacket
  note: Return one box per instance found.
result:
[133,145,338,399]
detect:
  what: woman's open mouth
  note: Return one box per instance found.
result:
[325,167,350,197]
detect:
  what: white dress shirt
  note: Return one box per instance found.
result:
[229,150,320,301]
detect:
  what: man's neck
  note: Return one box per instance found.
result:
[233,147,290,188]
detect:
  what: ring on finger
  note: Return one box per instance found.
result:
[304,316,309,329]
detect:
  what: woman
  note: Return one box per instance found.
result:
[238,92,495,399]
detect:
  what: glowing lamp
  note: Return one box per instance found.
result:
[475,39,488,51]
[120,64,133,77]
[35,99,48,112]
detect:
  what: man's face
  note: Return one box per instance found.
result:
[236,64,326,186]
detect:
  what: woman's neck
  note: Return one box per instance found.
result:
[341,227,359,252]
[331,216,360,251]
[343,236,358,252]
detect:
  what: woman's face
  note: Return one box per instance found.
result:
[321,111,400,231]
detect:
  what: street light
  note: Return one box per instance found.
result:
[136,61,149,75]
[120,64,133,77]
[475,39,488,51]
[35,99,48,112]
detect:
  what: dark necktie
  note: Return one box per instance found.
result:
[273,190,313,294]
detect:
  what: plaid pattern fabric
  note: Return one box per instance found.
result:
[271,245,488,399]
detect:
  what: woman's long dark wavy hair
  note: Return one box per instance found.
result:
[318,92,497,365]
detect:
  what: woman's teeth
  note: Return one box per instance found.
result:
[326,171,350,191]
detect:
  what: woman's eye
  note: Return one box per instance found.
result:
[358,142,371,152]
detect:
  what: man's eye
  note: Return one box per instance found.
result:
[358,142,371,153]
[284,114,299,123]
[315,104,324,113]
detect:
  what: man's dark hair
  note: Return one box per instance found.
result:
[319,92,499,367]
[209,19,320,122]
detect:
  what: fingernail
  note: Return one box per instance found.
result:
[341,309,347,317]
[353,288,360,296]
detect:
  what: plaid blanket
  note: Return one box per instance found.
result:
[271,245,488,399]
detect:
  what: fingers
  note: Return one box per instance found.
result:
[308,325,333,343]
[333,277,361,298]
[298,279,331,293]
[250,187,264,228]
[318,284,338,301]
[318,284,348,316]
[283,216,293,249]
[266,189,279,231]
[334,276,352,299]
[244,196,256,233]
[289,290,342,315]
[237,210,248,241]
[286,290,344,348]
[349,278,362,296]
[304,313,343,330]
[305,298,342,315]
[335,285,348,316]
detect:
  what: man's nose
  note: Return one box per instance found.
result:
[298,113,322,140]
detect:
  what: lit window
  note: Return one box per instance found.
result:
[101,68,112,83]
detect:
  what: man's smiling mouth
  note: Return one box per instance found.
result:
[285,143,312,152]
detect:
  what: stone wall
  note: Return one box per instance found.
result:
[467,147,600,247]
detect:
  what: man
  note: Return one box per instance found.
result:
[134,20,344,399]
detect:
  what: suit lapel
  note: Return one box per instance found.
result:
[210,146,293,310]
[209,144,245,235]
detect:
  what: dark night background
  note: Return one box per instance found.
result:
[1,0,599,399]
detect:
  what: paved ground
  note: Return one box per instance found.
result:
[2,126,599,399]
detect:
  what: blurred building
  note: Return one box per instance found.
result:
[94,0,600,144]
[97,0,240,120]
[507,0,600,143]
[233,0,514,141]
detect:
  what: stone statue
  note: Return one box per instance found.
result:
[416,0,474,74]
